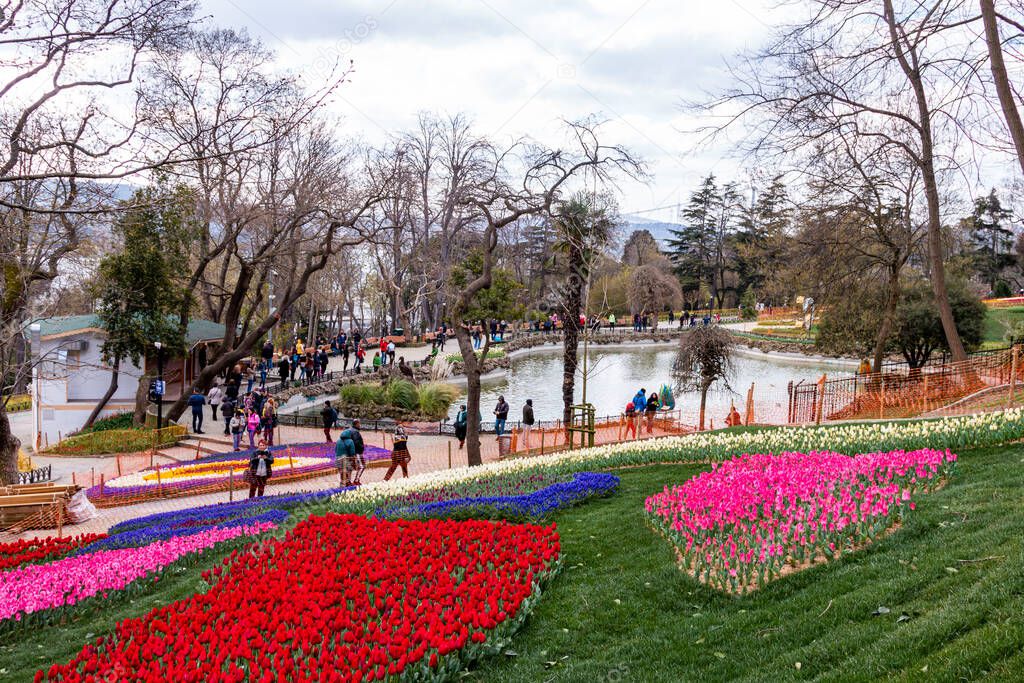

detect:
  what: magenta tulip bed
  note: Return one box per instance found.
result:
[645,448,957,593]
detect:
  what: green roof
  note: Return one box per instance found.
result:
[34,315,225,347]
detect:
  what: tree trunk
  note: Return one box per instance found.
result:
[883,0,966,361]
[981,0,1024,176]
[82,355,121,430]
[0,404,19,485]
[872,264,902,372]
[698,385,708,431]
[453,323,483,466]
[562,251,584,434]
[134,371,154,426]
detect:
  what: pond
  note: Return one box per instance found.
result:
[450,344,852,424]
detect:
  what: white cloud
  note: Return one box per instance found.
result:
[201,0,783,216]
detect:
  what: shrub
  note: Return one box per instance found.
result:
[416,382,460,418]
[384,379,418,411]
[339,384,386,405]
[3,394,31,413]
[76,413,136,434]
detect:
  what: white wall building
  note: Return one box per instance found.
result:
[28,315,224,450]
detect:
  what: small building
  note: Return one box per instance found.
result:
[27,315,225,450]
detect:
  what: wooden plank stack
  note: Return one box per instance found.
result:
[1,483,80,533]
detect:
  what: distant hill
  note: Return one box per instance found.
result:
[620,214,683,247]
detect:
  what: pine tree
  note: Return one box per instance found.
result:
[963,189,1014,293]
[667,175,720,306]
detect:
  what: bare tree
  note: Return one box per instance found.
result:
[699,0,977,360]
[0,0,201,482]
[979,0,1024,175]
[673,325,734,431]
[450,119,643,466]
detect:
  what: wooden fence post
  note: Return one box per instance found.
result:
[878,374,886,420]
[745,383,755,426]
[448,441,452,469]
[99,473,105,495]
[155,467,162,496]
[1009,345,1019,408]
[116,454,122,476]
[540,429,545,455]
[229,467,234,502]
[815,374,827,424]
[71,471,76,486]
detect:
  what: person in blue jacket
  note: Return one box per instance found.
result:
[632,388,647,413]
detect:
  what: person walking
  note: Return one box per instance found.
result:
[246,408,261,449]
[277,355,289,387]
[207,383,222,421]
[341,339,351,373]
[248,439,274,498]
[386,339,397,365]
[335,428,356,487]
[454,404,468,449]
[321,400,338,443]
[354,343,365,372]
[222,395,236,436]
[187,388,206,434]
[384,424,412,480]
[262,397,277,446]
[645,391,660,434]
[244,364,256,394]
[349,419,366,485]
[493,395,509,437]
[379,336,389,365]
[522,399,535,449]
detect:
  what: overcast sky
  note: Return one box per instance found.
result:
[199,0,784,219]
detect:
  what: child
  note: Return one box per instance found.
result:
[230,409,245,451]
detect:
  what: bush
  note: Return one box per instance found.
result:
[4,394,31,413]
[339,384,386,405]
[384,379,418,411]
[76,413,136,435]
[416,383,460,418]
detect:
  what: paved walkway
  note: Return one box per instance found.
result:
[9,425,510,540]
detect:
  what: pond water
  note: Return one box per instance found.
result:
[450,344,852,424]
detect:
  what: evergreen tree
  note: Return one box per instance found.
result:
[85,185,191,427]
[963,189,1014,293]
[734,175,790,296]
[667,175,720,306]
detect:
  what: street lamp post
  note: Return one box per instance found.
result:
[154,342,164,430]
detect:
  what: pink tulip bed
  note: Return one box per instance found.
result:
[645,448,957,594]
[0,522,275,631]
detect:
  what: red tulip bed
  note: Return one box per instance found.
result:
[0,534,107,572]
[645,448,957,594]
[40,513,561,682]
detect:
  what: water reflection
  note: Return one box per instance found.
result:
[453,345,846,423]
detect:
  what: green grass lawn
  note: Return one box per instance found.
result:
[983,306,1024,344]
[468,450,1024,682]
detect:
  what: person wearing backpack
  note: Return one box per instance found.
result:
[321,400,338,443]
